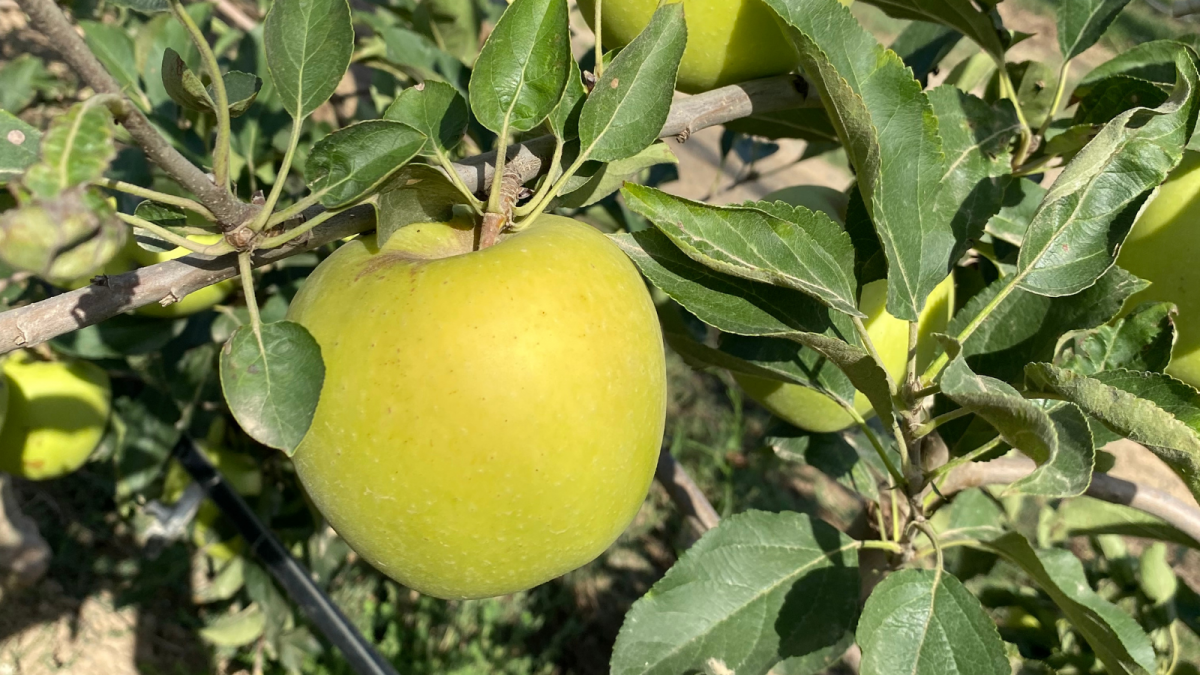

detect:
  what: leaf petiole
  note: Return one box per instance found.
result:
[170,0,232,190]
[250,118,303,232]
[97,178,216,221]
[260,204,350,249]
[116,212,232,255]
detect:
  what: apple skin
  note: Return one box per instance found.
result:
[286,215,667,599]
[0,352,111,480]
[734,275,954,432]
[1117,150,1200,388]
[577,0,796,94]
[130,234,236,318]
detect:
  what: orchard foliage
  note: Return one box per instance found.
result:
[2,0,1200,672]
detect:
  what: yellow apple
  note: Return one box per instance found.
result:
[577,0,811,94]
[130,234,236,318]
[287,215,667,599]
[0,352,111,480]
[734,275,954,432]
[1117,150,1200,387]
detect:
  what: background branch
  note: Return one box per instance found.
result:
[0,76,815,353]
[15,0,259,228]
[655,451,721,533]
[940,456,1200,546]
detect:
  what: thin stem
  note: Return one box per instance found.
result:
[904,319,919,400]
[1037,59,1072,139]
[515,152,588,229]
[1013,154,1057,178]
[890,489,901,543]
[1166,621,1180,675]
[859,539,903,554]
[996,60,1033,168]
[259,207,345,249]
[513,136,565,218]
[171,0,231,190]
[928,435,1004,484]
[914,407,973,439]
[914,537,981,560]
[487,133,510,214]
[96,179,216,221]
[238,252,262,338]
[266,191,325,227]
[117,212,232,255]
[875,497,890,542]
[251,119,303,232]
[912,383,941,400]
[840,400,907,489]
[593,0,604,79]
[922,272,1023,383]
[435,152,485,213]
[914,521,943,571]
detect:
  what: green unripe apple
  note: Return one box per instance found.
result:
[577,0,815,94]
[731,184,953,433]
[130,233,236,318]
[734,275,954,432]
[287,216,667,599]
[0,352,111,480]
[1117,150,1200,387]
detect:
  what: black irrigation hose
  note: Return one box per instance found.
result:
[172,437,400,675]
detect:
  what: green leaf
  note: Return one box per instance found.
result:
[412,0,480,65]
[763,0,953,322]
[610,511,859,675]
[23,99,115,200]
[140,5,211,110]
[1025,363,1200,504]
[890,21,963,86]
[1007,402,1095,497]
[928,86,1021,259]
[546,58,585,141]
[622,184,861,316]
[926,488,1006,545]
[264,0,353,119]
[377,164,466,244]
[131,200,188,253]
[79,21,140,100]
[199,604,267,648]
[946,265,1147,383]
[1073,39,1189,101]
[940,345,1058,466]
[559,143,676,209]
[0,187,126,285]
[385,81,469,157]
[1058,0,1136,61]
[719,332,857,405]
[0,111,40,184]
[1016,48,1200,297]
[162,47,214,112]
[0,55,55,113]
[856,0,1008,59]
[1072,76,1170,126]
[577,2,686,162]
[1057,301,1177,376]
[107,0,169,12]
[613,230,893,417]
[857,568,1009,675]
[220,321,325,455]
[767,427,884,500]
[220,72,263,118]
[987,177,1045,245]
[983,532,1157,675]
[306,120,426,208]
[1047,497,1200,549]
[986,61,1059,131]
[467,0,570,134]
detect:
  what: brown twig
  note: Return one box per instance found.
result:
[0,206,373,351]
[940,456,1200,546]
[0,75,817,352]
[15,0,258,229]
[656,451,720,532]
[213,0,257,31]
[478,153,539,248]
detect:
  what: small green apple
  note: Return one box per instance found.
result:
[576,0,831,94]
[734,275,954,433]
[287,216,667,599]
[1117,150,1200,387]
[0,352,111,480]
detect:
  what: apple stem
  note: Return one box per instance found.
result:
[479,156,536,248]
